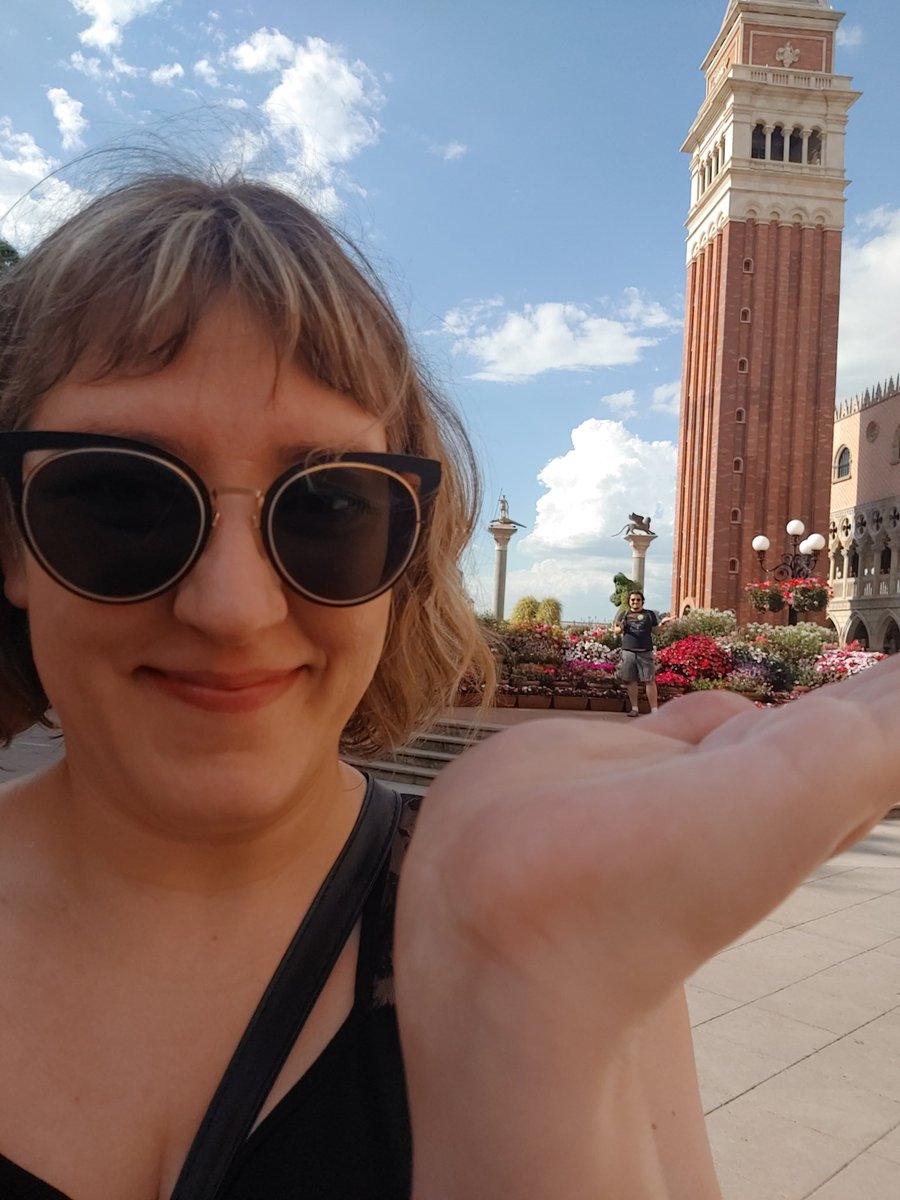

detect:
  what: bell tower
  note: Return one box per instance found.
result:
[672,0,859,620]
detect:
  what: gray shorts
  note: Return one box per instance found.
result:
[619,649,655,683]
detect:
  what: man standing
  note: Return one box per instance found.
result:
[614,591,659,717]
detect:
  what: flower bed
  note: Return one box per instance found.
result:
[466,617,889,709]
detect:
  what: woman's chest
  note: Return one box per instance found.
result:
[0,931,360,1200]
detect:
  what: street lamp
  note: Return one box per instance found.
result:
[751,520,826,582]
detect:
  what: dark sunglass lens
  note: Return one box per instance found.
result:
[24,450,204,599]
[270,466,419,602]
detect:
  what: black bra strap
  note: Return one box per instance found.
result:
[170,776,402,1200]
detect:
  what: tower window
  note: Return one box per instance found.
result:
[834,446,851,480]
[771,125,785,161]
[733,457,744,473]
[737,358,749,373]
[728,557,740,574]
[751,123,766,159]
[740,307,751,323]
[808,129,823,165]
[789,127,803,163]
[742,258,754,273]
[730,508,742,524]
[735,407,746,423]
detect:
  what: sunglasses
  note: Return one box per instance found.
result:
[0,432,441,607]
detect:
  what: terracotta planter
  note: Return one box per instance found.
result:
[588,696,626,713]
[516,694,552,709]
[552,695,589,711]
[455,691,482,707]
[493,693,517,708]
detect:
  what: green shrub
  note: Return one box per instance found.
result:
[737,622,832,665]
[535,597,562,625]
[510,595,540,624]
[653,608,737,648]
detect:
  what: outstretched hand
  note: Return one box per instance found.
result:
[396,657,900,1198]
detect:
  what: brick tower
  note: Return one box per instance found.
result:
[672,0,859,621]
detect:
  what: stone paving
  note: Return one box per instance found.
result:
[3,719,900,1197]
[692,819,900,1200]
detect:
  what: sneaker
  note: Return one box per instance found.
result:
[626,709,639,718]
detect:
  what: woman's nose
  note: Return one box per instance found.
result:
[171,492,288,642]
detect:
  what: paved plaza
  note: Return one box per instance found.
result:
[3,719,900,1197]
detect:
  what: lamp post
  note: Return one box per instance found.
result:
[750,520,827,624]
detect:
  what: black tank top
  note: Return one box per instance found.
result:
[0,789,420,1200]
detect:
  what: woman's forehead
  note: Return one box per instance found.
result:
[31,300,388,463]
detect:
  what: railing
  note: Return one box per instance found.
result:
[828,576,900,601]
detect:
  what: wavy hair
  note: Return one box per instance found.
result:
[0,173,495,750]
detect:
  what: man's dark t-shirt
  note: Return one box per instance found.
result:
[619,609,659,652]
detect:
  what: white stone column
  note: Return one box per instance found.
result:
[624,530,658,591]
[487,500,521,621]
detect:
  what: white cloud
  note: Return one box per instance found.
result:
[485,419,676,620]
[651,380,681,415]
[262,39,382,171]
[443,299,660,382]
[225,98,248,110]
[229,28,296,73]
[149,62,185,86]
[71,0,164,50]
[70,49,141,80]
[46,87,89,150]
[194,58,220,87]
[441,141,468,161]
[0,120,83,249]
[836,24,863,49]
[618,286,682,330]
[601,389,637,414]
[522,419,676,555]
[228,34,383,206]
[837,206,900,399]
[69,50,105,80]
[424,137,468,161]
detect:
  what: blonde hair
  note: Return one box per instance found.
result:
[0,173,495,749]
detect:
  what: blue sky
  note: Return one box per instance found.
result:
[3,0,899,621]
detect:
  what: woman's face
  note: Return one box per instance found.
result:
[3,297,393,834]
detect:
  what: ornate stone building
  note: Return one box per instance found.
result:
[672,0,858,623]
[827,381,900,652]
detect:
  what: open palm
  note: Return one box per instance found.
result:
[396,657,900,1198]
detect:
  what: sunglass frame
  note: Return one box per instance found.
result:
[0,431,441,607]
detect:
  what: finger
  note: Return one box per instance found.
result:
[646,689,758,745]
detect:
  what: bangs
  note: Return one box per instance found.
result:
[0,177,412,434]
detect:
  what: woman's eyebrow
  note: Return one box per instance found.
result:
[57,426,356,465]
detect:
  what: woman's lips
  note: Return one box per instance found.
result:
[140,667,300,713]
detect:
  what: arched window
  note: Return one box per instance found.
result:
[728,557,740,574]
[735,407,746,423]
[834,446,851,480]
[892,425,900,463]
[740,307,751,322]
[733,457,744,473]
[848,549,859,577]
[771,125,785,161]
[808,129,823,165]
[743,257,754,273]
[751,123,766,159]
[789,127,803,163]
[737,358,749,373]
[730,508,741,524]
[881,546,893,575]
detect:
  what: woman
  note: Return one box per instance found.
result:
[0,174,896,1200]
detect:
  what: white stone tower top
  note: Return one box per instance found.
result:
[682,0,858,262]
